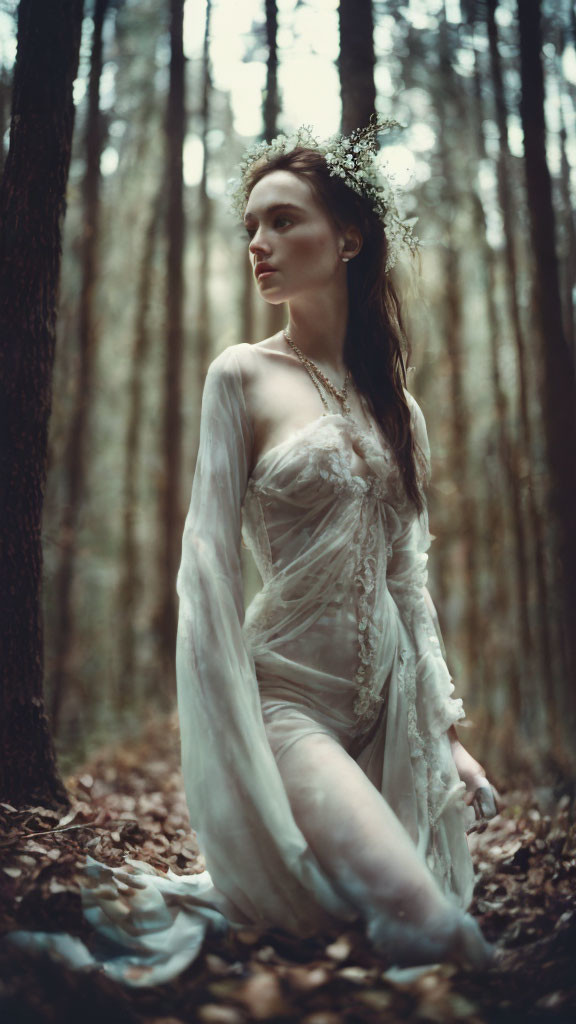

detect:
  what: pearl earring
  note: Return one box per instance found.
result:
[341,256,350,263]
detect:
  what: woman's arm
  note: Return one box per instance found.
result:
[175,345,352,930]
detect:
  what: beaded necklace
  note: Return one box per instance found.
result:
[283,329,352,416]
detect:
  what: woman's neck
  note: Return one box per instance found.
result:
[286,285,349,375]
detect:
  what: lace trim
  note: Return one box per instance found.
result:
[398,645,467,836]
[351,496,385,724]
[398,648,425,760]
[308,432,370,496]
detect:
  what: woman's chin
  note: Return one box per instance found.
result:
[258,288,287,306]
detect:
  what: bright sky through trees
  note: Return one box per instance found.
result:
[1,1,575,214]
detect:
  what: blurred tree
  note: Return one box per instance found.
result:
[463,7,518,725]
[262,0,283,337]
[338,0,376,134]
[197,0,213,380]
[554,22,576,358]
[118,191,162,711]
[518,0,576,748]
[263,0,279,143]
[156,0,186,691]
[50,0,110,735]
[485,0,552,738]
[435,15,482,705]
[0,0,84,807]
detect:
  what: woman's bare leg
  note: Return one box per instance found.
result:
[274,732,491,967]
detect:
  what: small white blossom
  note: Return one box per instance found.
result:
[228,115,419,270]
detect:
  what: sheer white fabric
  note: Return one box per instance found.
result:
[5,343,491,986]
[173,344,486,961]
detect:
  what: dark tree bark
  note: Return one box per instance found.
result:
[263,0,280,143]
[196,0,213,381]
[435,19,482,702]
[262,0,284,337]
[518,0,576,735]
[486,0,553,723]
[156,0,185,687]
[0,0,84,808]
[49,0,109,734]
[556,51,576,359]
[338,0,376,135]
[117,192,162,710]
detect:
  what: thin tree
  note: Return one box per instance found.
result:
[196,0,213,380]
[117,191,162,710]
[338,0,376,135]
[518,0,576,740]
[555,24,576,359]
[262,0,284,337]
[156,0,185,687]
[49,0,109,733]
[0,0,84,807]
[486,0,553,729]
[435,17,482,702]
[263,0,280,143]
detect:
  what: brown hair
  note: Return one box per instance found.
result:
[244,147,425,514]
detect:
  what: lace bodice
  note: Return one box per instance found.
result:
[241,407,429,729]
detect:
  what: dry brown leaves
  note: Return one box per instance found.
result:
[1,714,575,1023]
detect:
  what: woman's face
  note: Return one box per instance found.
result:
[243,170,345,304]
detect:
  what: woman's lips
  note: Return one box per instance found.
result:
[257,270,277,281]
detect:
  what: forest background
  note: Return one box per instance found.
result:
[1,0,575,807]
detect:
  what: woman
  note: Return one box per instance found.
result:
[175,120,498,971]
[6,121,498,986]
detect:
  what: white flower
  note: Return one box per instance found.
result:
[228,115,419,269]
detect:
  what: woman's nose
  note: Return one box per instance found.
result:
[249,229,271,257]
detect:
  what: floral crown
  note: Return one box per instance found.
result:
[228,115,419,272]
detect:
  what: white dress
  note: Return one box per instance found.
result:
[6,344,491,986]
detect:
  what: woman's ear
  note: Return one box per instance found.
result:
[340,226,363,262]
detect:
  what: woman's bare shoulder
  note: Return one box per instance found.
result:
[220,334,290,387]
[206,342,257,385]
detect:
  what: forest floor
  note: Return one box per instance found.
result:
[0,714,575,1024]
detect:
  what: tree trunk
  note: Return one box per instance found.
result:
[442,239,481,695]
[156,0,185,689]
[0,0,84,808]
[518,0,576,739]
[196,0,213,381]
[435,20,482,703]
[263,0,280,144]
[338,0,376,135]
[49,0,109,735]
[262,0,284,338]
[486,0,554,735]
[117,191,162,710]
[556,61,576,359]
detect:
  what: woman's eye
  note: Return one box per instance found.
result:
[243,217,291,241]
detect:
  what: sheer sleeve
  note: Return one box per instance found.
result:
[386,395,465,738]
[175,345,354,932]
[409,395,448,660]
